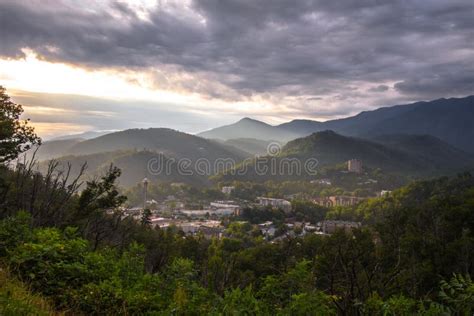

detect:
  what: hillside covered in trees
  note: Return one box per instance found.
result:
[216,130,474,183]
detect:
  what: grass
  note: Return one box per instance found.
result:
[0,265,60,316]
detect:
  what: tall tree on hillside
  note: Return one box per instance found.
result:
[0,86,41,163]
[76,164,127,250]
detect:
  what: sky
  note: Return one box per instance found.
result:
[1,0,473,139]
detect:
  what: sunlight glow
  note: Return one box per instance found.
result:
[32,122,94,139]
[0,48,321,138]
[0,49,288,119]
[0,49,200,106]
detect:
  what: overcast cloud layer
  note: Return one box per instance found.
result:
[1,0,473,136]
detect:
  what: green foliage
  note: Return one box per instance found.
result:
[240,206,286,224]
[0,266,57,316]
[362,293,428,316]
[221,286,264,315]
[284,292,336,316]
[77,164,127,219]
[8,226,90,301]
[141,208,152,226]
[291,200,327,223]
[438,274,474,314]
[0,86,41,163]
[0,211,32,257]
[353,173,474,298]
[1,216,217,314]
[257,259,315,309]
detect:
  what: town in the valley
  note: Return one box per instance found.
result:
[122,159,391,240]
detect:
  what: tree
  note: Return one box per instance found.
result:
[77,164,127,219]
[285,292,336,315]
[76,165,127,249]
[221,286,265,314]
[438,274,474,314]
[141,209,152,226]
[0,86,41,163]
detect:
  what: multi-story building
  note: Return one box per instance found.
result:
[312,196,366,207]
[180,209,235,218]
[210,200,241,216]
[258,197,292,213]
[347,159,363,173]
[318,220,361,234]
[151,219,223,238]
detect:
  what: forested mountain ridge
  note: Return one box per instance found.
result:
[67,128,249,161]
[371,134,473,167]
[200,95,474,153]
[216,130,474,182]
[40,149,212,187]
[283,131,474,170]
[219,138,276,156]
[36,128,256,187]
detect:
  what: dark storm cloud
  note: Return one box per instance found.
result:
[394,62,474,97]
[1,0,473,104]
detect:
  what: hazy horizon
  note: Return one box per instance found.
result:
[19,93,474,141]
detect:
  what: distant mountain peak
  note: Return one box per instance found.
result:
[237,117,269,125]
[198,117,299,141]
[239,117,256,122]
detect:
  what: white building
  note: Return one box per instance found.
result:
[180,208,235,218]
[258,197,292,213]
[152,219,223,238]
[210,200,240,215]
[310,179,332,186]
[210,200,239,209]
[221,186,235,195]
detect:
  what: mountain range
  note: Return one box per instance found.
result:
[215,130,474,182]
[64,128,248,161]
[283,131,473,173]
[36,128,250,187]
[33,95,474,187]
[199,95,474,153]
